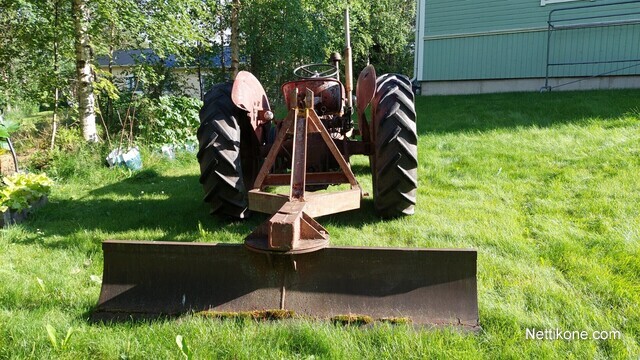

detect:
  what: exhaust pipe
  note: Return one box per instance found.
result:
[344,7,353,110]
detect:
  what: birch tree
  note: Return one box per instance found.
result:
[73,0,98,142]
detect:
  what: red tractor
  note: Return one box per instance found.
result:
[93,10,477,328]
[197,14,417,252]
[197,64,417,218]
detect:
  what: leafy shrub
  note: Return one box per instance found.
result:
[54,126,84,152]
[100,94,201,147]
[139,96,202,146]
[26,150,53,171]
[0,172,53,212]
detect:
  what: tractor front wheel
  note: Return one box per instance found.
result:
[371,74,418,217]
[197,82,259,218]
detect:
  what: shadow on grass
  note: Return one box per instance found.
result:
[417,89,640,135]
[349,162,372,177]
[17,169,385,251]
[323,197,381,228]
[14,172,253,249]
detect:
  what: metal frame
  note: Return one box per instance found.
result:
[0,111,19,172]
[543,0,640,91]
[245,87,362,254]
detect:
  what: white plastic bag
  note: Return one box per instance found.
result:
[106,147,143,171]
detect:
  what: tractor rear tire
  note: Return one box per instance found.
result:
[371,74,418,218]
[197,82,257,219]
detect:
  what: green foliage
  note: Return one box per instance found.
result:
[0,125,10,139]
[3,0,415,150]
[46,324,74,351]
[0,0,75,110]
[175,335,193,360]
[93,68,120,102]
[45,144,108,180]
[0,117,21,139]
[139,96,202,146]
[6,108,82,160]
[99,93,201,146]
[2,101,40,122]
[54,126,85,152]
[367,0,416,75]
[239,0,332,95]
[239,0,416,99]
[92,0,146,56]
[0,172,53,212]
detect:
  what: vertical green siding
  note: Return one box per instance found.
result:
[421,0,640,81]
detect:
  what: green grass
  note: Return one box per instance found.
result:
[1,89,639,359]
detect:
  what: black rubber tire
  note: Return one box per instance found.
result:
[197,82,257,219]
[371,74,418,217]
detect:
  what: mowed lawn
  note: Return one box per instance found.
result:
[1,90,639,359]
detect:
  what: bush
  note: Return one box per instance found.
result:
[101,94,201,147]
[139,96,202,146]
[52,126,84,152]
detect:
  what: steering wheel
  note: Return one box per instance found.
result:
[293,63,339,79]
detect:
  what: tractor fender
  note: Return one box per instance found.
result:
[232,71,272,133]
[356,65,376,143]
[356,65,376,113]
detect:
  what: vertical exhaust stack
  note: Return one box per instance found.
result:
[344,8,353,110]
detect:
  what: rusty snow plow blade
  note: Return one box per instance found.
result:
[93,240,478,328]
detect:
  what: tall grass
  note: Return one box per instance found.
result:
[0,90,639,359]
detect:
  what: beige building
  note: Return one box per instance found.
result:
[97,49,231,99]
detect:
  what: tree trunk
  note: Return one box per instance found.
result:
[51,0,60,150]
[230,0,240,80]
[197,41,204,100]
[219,9,226,77]
[1,69,8,112]
[108,23,115,128]
[73,0,98,142]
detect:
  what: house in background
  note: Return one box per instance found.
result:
[413,0,640,95]
[97,48,232,99]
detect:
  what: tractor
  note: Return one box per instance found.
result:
[197,59,417,224]
[93,10,478,328]
[197,10,416,252]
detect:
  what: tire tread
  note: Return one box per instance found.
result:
[197,82,250,218]
[371,74,418,217]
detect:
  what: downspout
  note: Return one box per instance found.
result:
[411,0,426,85]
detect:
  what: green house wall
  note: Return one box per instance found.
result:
[419,0,640,81]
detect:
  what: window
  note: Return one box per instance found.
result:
[124,75,137,91]
[124,74,143,94]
